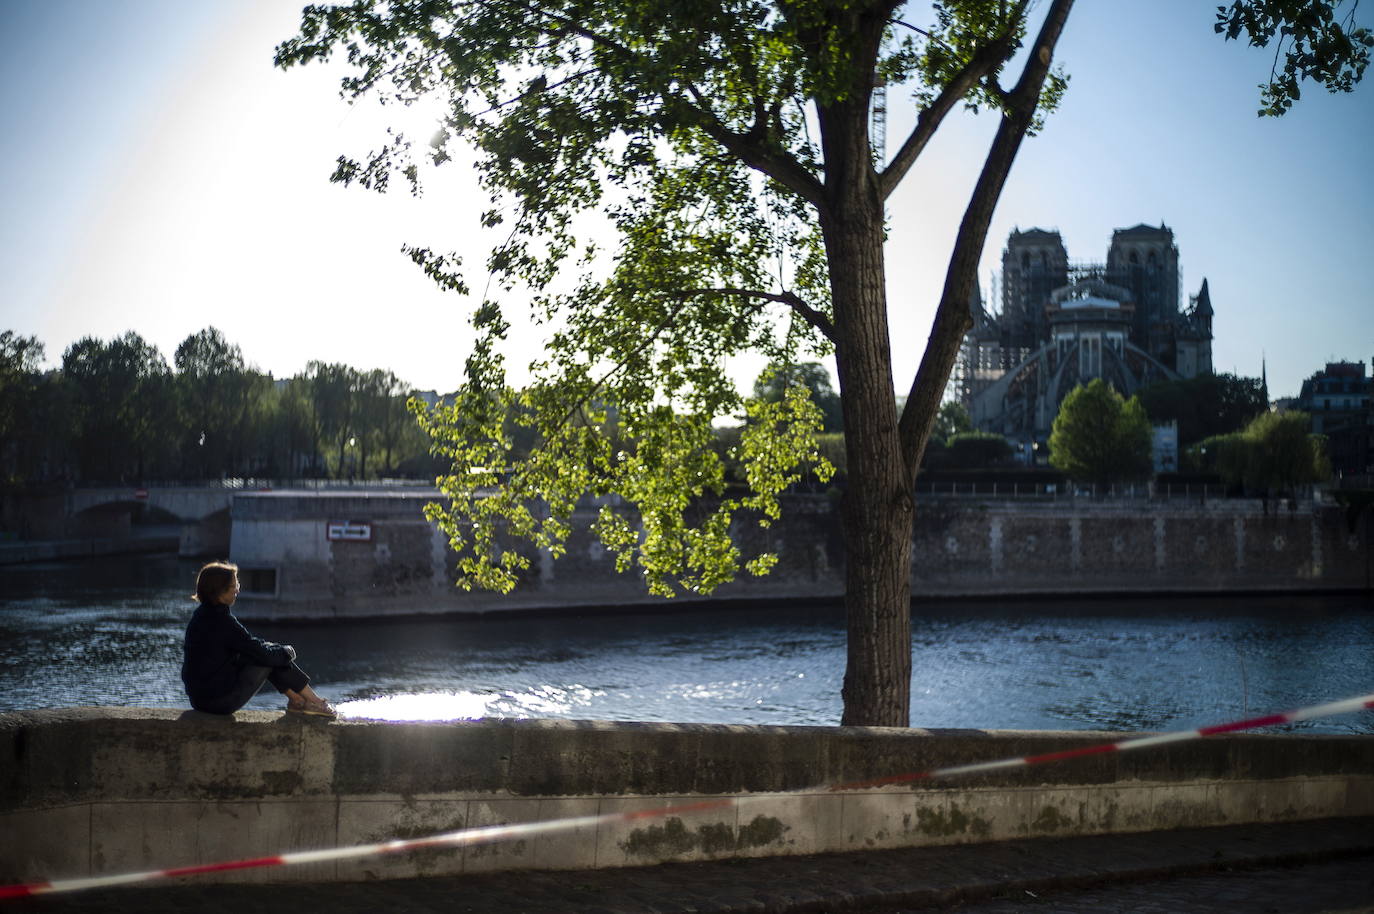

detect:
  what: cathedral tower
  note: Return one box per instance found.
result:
[1106,223,1180,366]
[1000,228,1069,366]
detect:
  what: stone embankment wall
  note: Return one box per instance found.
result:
[228,492,1370,619]
[0,535,179,565]
[1,709,1370,885]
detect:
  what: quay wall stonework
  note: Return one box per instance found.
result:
[2,709,1371,885]
[228,492,1370,619]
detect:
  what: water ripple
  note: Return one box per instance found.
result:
[1,557,1371,733]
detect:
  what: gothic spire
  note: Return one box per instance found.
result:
[1195,278,1213,316]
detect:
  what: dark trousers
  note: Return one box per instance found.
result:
[194,662,311,715]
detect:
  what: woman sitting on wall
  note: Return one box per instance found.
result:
[181,561,336,718]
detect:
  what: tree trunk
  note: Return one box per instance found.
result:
[817,0,1075,727]
[818,43,913,726]
[827,203,913,727]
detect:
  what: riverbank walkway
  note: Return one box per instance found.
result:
[11,816,1371,913]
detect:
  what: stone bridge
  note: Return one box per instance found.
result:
[68,486,240,556]
[1,485,243,558]
[64,486,236,522]
[2,484,436,560]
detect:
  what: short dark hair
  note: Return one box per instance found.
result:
[193,561,239,604]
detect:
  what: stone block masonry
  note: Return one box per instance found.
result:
[227,491,1370,619]
[1,709,1371,885]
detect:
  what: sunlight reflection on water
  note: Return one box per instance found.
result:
[339,691,490,721]
[339,684,606,721]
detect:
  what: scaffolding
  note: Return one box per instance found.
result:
[957,258,1185,413]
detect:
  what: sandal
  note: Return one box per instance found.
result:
[287,700,338,719]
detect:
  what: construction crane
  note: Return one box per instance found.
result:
[870,76,888,164]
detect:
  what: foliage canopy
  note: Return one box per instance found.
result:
[276,0,1076,599]
[945,430,1013,468]
[755,362,844,433]
[0,325,434,486]
[1193,410,1331,495]
[932,401,974,447]
[1215,0,1373,115]
[1048,380,1153,488]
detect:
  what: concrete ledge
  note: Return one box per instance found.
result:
[2,708,1371,885]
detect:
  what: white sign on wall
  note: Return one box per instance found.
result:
[326,521,373,542]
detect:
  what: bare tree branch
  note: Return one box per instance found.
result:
[892,18,937,41]
[680,84,827,207]
[668,287,836,342]
[879,0,1029,200]
[471,67,601,119]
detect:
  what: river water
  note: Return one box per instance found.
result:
[1,555,1371,734]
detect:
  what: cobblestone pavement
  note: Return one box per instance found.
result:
[10,818,1372,913]
[887,857,1374,913]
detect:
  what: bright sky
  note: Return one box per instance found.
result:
[1,0,1370,399]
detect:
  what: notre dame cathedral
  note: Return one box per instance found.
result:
[957,223,1214,445]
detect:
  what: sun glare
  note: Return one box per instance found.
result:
[337,684,603,721]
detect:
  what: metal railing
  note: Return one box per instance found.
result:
[69,478,438,491]
[915,481,1230,501]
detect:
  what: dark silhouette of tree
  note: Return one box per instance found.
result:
[932,402,974,447]
[355,369,415,477]
[946,431,1012,468]
[305,361,360,479]
[1137,373,1267,448]
[175,327,250,477]
[0,332,45,483]
[62,333,175,482]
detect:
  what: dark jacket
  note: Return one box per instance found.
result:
[181,602,294,707]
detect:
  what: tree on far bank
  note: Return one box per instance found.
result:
[1049,380,1152,489]
[175,327,250,478]
[306,361,360,478]
[932,401,974,446]
[0,332,44,483]
[945,431,1012,468]
[62,333,178,482]
[359,369,414,477]
[1247,410,1330,495]
[1194,410,1330,501]
[1136,373,1267,448]
[278,0,1371,726]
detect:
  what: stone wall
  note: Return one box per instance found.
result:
[2,709,1371,885]
[911,501,1368,596]
[228,492,1370,620]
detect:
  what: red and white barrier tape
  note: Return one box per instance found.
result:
[2,691,1370,901]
